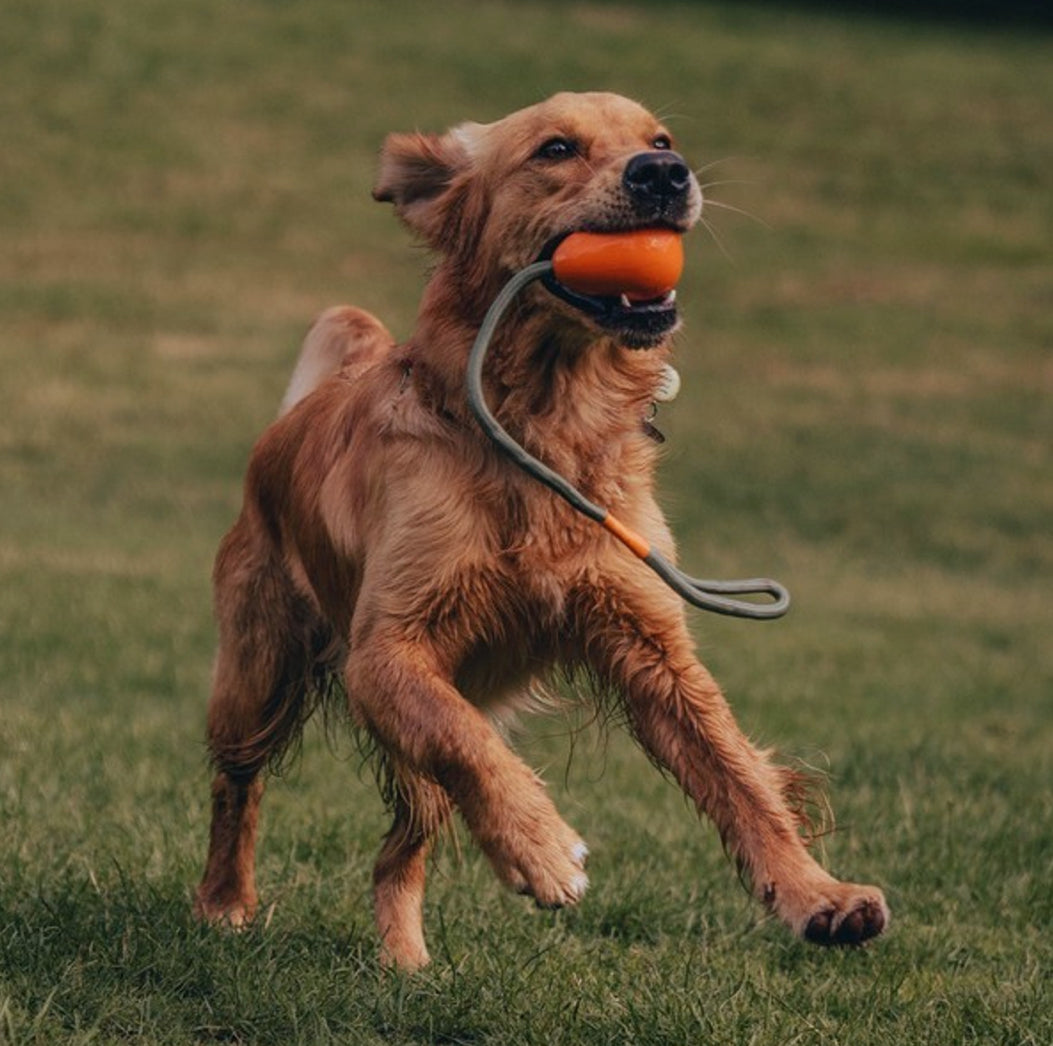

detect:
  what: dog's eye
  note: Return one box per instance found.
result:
[652,134,673,150]
[535,137,579,161]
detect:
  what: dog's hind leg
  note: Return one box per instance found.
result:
[372,762,453,970]
[194,521,318,927]
[195,770,264,928]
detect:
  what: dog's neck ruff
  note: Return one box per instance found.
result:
[465,262,790,620]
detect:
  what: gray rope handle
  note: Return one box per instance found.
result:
[465,261,790,620]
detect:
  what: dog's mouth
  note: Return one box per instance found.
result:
[538,230,681,349]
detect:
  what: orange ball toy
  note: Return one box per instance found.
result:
[550,229,684,301]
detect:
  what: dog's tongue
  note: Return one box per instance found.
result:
[551,229,684,301]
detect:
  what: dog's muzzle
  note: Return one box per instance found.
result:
[538,150,698,349]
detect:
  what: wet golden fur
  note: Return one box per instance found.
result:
[194,92,887,968]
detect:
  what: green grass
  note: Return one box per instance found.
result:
[1,1,1051,1042]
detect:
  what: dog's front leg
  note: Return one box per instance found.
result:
[347,628,589,965]
[574,578,888,945]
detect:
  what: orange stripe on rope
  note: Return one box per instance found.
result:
[601,514,651,560]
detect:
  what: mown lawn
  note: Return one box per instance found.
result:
[1,1,1050,1043]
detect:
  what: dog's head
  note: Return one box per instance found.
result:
[374,92,702,349]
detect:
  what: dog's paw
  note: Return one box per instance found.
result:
[378,932,431,973]
[500,830,590,910]
[193,892,256,930]
[798,884,889,947]
[539,839,590,909]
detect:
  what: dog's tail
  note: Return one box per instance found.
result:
[279,306,395,416]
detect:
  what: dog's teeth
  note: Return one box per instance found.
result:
[618,290,676,310]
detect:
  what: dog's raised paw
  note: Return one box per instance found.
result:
[505,831,589,909]
[803,893,888,946]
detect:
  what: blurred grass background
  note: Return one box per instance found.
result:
[1,1,1050,1043]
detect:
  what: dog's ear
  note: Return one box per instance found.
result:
[373,127,478,245]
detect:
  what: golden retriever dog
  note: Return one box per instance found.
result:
[194,91,888,969]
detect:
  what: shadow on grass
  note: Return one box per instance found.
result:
[0,870,628,1045]
[0,870,388,1044]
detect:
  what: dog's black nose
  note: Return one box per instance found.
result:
[623,151,693,206]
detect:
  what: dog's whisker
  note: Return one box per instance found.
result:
[655,108,689,127]
[699,214,736,263]
[577,152,599,177]
[703,198,771,230]
[693,156,743,177]
[699,178,757,192]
